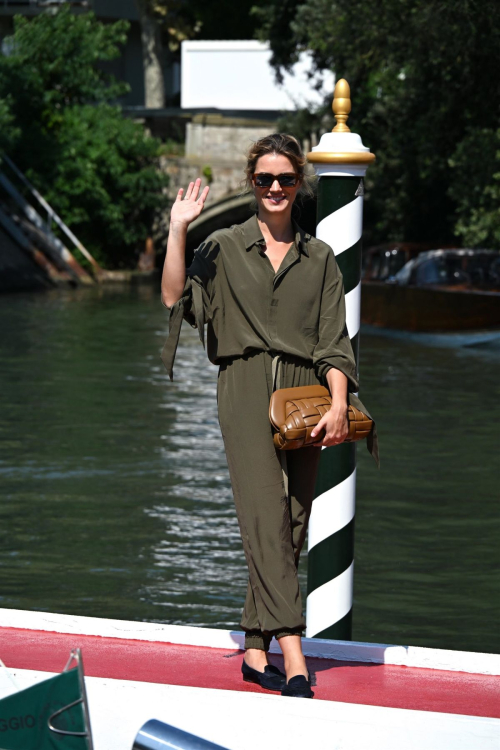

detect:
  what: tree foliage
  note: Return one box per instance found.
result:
[449,128,500,248]
[0,95,19,160]
[139,0,200,51]
[0,6,168,267]
[142,0,268,49]
[42,104,169,268]
[255,0,500,247]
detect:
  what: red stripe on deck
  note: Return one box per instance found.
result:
[1,628,499,718]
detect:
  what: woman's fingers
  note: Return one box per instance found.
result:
[311,412,348,447]
[310,415,326,440]
[191,177,202,202]
[170,177,209,228]
[310,419,327,446]
[197,185,210,205]
[181,178,206,203]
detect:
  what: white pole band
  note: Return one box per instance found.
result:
[308,470,357,551]
[306,562,354,638]
[316,196,364,255]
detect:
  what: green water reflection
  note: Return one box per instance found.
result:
[0,284,498,653]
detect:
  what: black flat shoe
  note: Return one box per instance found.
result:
[281,673,313,698]
[241,659,287,691]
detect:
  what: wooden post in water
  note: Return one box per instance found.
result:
[306,80,375,639]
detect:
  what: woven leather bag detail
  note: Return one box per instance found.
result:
[269,385,373,451]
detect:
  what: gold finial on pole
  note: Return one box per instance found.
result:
[307,78,375,165]
[332,79,351,133]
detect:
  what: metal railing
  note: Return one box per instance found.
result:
[2,155,102,279]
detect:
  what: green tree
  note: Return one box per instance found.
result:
[44,103,168,268]
[142,0,267,44]
[449,128,500,248]
[255,0,500,247]
[0,95,19,160]
[0,6,168,268]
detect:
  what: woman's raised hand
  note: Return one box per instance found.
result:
[170,178,210,228]
[162,178,209,307]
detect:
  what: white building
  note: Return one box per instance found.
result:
[181,40,334,114]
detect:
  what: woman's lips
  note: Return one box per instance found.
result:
[266,195,286,205]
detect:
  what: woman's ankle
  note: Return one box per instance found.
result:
[277,634,308,680]
[244,648,269,671]
[283,654,308,679]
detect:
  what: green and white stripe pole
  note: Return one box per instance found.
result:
[306,79,375,640]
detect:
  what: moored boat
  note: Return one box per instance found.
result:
[362,248,500,332]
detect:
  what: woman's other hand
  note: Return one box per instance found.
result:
[310,405,348,447]
[170,178,210,228]
[311,367,349,447]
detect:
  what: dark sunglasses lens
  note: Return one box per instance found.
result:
[254,174,273,187]
[278,175,297,187]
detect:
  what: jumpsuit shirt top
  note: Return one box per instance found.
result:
[162,214,377,649]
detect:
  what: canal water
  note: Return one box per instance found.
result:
[0,283,498,654]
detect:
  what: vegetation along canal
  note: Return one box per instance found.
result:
[0,284,498,655]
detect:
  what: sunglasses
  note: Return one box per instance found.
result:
[252,172,300,188]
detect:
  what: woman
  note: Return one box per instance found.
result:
[161,133,365,699]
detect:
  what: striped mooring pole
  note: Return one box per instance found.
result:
[306,79,375,640]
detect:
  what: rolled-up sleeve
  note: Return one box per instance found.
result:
[160,238,219,380]
[312,250,359,392]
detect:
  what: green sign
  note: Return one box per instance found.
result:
[0,664,91,750]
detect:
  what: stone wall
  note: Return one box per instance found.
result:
[161,155,244,205]
[185,122,272,162]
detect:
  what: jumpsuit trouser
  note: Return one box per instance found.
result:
[217,349,322,651]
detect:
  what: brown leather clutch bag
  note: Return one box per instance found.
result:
[269,385,374,451]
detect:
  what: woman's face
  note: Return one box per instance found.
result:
[252,153,301,217]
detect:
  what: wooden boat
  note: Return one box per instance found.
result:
[362,248,500,332]
[1,608,499,750]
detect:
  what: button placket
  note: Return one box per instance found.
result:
[257,241,300,348]
[268,296,279,343]
[273,246,300,289]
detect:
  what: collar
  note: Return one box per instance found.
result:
[242,214,310,257]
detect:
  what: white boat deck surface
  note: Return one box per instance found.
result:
[0,609,499,750]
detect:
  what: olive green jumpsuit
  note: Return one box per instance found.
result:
[162,214,363,650]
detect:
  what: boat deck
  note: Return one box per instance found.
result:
[1,626,499,719]
[1,609,499,750]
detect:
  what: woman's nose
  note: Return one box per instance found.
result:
[270,179,281,190]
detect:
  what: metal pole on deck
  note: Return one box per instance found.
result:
[306,79,375,640]
[132,719,230,750]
